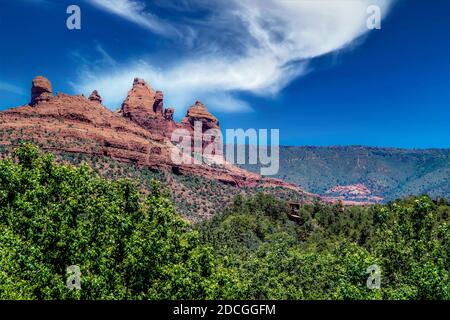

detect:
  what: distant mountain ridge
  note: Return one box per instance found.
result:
[0,76,311,220]
[237,145,450,202]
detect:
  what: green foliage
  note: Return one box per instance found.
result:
[0,144,448,300]
[199,193,450,300]
[0,144,231,299]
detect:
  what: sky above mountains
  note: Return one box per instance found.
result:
[0,0,449,148]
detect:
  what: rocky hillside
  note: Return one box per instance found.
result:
[0,76,310,219]
[238,146,450,203]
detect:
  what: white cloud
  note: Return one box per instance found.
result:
[0,81,25,95]
[76,0,394,114]
[87,0,180,36]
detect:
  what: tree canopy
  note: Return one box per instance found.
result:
[0,144,448,299]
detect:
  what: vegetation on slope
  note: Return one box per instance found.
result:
[198,194,449,299]
[0,145,448,299]
[237,146,450,201]
[50,151,308,221]
[0,144,234,299]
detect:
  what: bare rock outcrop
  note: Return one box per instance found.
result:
[0,76,308,201]
[121,78,156,119]
[182,100,219,131]
[31,76,53,106]
[322,184,384,205]
[164,107,174,121]
[153,90,164,115]
[118,78,178,137]
[89,90,102,104]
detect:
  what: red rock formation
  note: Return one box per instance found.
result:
[177,100,222,155]
[182,100,219,131]
[327,184,372,197]
[118,78,178,137]
[164,107,174,121]
[0,76,306,194]
[89,90,102,104]
[30,76,52,106]
[120,78,156,119]
[153,90,164,115]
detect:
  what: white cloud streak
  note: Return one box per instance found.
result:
[87,0,180,36]
[0,81,26,95]
[76,0,394,114]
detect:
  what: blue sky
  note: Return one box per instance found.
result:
[0,0,449,148]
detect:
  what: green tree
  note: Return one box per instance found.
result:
[0,144,233,299]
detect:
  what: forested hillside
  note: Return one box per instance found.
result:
[237,146,450,202]
[0,145,448,299]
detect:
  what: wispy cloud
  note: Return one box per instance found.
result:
[86,0,180,36]
[0,81,25,95]
[75,0,394,114]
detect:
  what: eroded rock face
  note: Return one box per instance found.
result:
[118,80,220,140]
[0,76,306,196]
[164,107,174,121]
[118,78,178,137]
[184,100,219,131]
[121,78,156,120]
[327,184,372,197]
[89,90,102,104]
[176,100,222,155]
[31,76,52,106]
[153,91,164,115]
